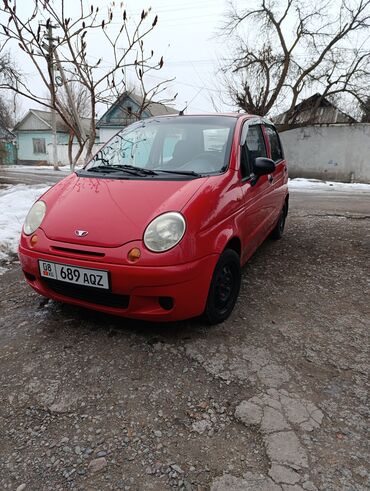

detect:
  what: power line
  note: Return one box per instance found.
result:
[143,72,229,95]
[111,1,220,16]
[110,13,221,27]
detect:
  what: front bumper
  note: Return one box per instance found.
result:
[19,244,219,322]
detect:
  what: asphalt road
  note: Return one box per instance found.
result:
[0,167,68,186]
[0,169,369,490]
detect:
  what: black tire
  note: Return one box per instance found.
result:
[203,249,241,325]
[271,203,287,240]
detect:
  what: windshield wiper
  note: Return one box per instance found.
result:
[86,165,157,176]
[154,169,202,177]
[86,165,121,173]
[117,164,157,175]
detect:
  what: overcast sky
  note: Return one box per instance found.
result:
[4,0,232,118]
[3,0,366,120]
[121,0,230,113]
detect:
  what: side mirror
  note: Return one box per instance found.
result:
[253,157,276,176]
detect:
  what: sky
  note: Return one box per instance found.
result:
[2,0,367,121]
[3,0,233,119]
[117,0,231,113]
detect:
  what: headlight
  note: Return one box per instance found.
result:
[143,212,186,252]
[23,201,46,235]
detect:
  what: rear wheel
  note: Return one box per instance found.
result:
[271,203,287,240]
[203,249,241,325]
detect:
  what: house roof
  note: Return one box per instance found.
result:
[96,91,178,128]
[13,109,92,134]
[274,93,356,125]
[134,93,178,117]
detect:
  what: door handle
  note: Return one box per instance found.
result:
[268,175,273,184]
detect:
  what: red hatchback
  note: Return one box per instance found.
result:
[19,114,288,324]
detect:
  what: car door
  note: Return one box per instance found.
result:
[263,124,287,228]
[237,120,272,264]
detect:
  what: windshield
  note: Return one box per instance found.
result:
[84,116,236,178]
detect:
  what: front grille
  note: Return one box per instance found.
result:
[50,246,105,257]
[42,278,129,309]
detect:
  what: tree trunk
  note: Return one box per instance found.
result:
[84,106,96,164]
[72,143,84,171]
[68,132,74,171]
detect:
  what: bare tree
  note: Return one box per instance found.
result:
[0,92,13,127]
[360,95,370,121]
[0,0,175,169]
[0,51,20,86]
[57,82,91,167]
[0,51,22,128]
[133,39,177,119]
[220,0,370,127]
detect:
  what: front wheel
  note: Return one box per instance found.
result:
[203,249,241,325]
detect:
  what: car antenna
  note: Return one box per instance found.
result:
[179,87,204,115]
[179,103,188,116]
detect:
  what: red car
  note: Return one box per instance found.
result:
[19,114,288,324]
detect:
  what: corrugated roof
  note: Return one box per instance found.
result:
[13,109,92,134]
[131,93,178,116]
[96,91,178,128]
[274,93,356,125]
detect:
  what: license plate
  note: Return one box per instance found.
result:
[39,260,109,290]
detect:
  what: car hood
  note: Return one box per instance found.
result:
[40,174,208,247]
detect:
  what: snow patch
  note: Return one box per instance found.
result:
[0,184,50,262]
[4,165,73,174]
[289,178,370,192]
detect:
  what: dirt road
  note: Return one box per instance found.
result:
[0,186,369,491]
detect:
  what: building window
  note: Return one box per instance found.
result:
[127,106,132,114]
[33,138,46,154]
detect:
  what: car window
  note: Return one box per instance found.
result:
[163,129,187,162]
[265,125,283,162]
[96,126,157,168]
[203,128,230,152]
[241,124,267,179]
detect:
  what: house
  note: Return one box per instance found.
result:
[274,93,356,126]
[0,123,16,165]
[276,93,369,183]
[97,91,178,143]
[13,109,91,165]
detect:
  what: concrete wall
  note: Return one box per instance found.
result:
[279,124,370,183]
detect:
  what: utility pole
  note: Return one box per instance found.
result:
[42,24,87,171]
[53,49,87,143]
[42,22,59,171]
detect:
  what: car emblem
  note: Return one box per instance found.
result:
[75,230,88,237]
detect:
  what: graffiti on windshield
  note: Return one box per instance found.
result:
[92,129,153,168]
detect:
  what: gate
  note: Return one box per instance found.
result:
[0,141,17,165]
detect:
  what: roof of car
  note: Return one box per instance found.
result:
[164,112,246,117]
[146,112,274,125]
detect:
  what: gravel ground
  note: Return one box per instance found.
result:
[0,190,369,491]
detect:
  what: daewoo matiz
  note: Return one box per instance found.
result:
[19,114,288,324]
